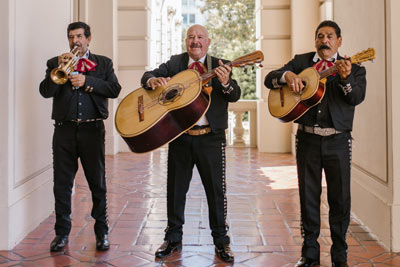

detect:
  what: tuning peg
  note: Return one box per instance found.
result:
[244,68,248,74]
[259,64,263,68]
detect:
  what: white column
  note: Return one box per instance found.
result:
[87,0,119,155]
[290,0,319,154]
[117,0,152,152]
[256,0,292,153]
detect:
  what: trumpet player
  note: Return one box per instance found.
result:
[39,21,121,252]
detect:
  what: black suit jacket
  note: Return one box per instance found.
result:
[264,52,366,131]
[39,52,121,120]
[141,52,241,133]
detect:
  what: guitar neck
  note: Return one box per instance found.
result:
[200,62,233,84]
[318,57,355,79]
[319,65,338,79]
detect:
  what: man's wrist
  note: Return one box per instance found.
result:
[280,71,289,83]
[146,77,155,87]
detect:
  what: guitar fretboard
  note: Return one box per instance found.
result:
[319,65,338,79]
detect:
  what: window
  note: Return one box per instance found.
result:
[189,14,195,24]
[183,14,188,25]
[182,0,187,6]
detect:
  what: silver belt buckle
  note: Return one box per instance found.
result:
[314,127,335,136]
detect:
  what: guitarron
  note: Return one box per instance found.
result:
[115,50,264,153]
[268,48,376,122]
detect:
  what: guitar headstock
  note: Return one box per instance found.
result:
[231,50,264,68]
[350,48,376,64]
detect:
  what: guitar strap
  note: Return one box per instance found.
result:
[205,54,212,88]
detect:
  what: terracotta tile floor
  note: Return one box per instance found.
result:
[1,147,399,266]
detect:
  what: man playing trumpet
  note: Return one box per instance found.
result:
[39,21,121,252]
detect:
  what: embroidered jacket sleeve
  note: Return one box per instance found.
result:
[336,64,366,106]
[218,77,241,102]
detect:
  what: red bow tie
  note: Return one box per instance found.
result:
[75,58,97,73]
[189,61,207,74]
[313,59,336,76]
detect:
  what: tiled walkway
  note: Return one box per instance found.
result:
[1,148,399,266]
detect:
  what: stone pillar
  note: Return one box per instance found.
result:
[116,0,150,152]
[86,0,119,155]
[290,0,320,154]
[256,0,292,152]
[233,111,246,146]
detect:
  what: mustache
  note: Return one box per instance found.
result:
[190,43,202,48]
[318,44,330,50]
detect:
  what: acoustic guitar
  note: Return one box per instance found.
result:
[115,50,264,153]
[268,48,376,122]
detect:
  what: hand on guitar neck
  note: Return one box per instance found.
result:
[214,59,231,86]
[335,57,352,80]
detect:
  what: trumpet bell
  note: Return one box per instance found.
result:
[50,68,68,84]
[50,46,80,85]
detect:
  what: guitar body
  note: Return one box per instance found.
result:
[115,69,210,153]
[268,67,325,122]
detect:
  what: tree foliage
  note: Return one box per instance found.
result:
[201,0,256,99]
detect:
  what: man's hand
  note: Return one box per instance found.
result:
[215,60,231,86]
[148,77,171,90]
[284,71,304,93]
[58,52,74,65]
[69,73,86,87]
[336,57,352,80]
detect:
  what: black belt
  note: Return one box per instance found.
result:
[298,124,342,136]
[55,119,103,126]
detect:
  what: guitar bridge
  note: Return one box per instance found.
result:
[279,88,284,107]
[138,95,144,122]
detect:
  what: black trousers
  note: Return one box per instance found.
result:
[165,132,230,246]
[296,130,352,263]
[52,120,108,236]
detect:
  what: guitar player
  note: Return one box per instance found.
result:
[140,24,241,263]
[264,20,367,267]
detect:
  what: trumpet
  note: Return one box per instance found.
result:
[50,46,80,84]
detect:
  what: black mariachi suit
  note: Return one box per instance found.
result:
[141,52,241,246]
[265,52,366,263]
[39,52,121,236]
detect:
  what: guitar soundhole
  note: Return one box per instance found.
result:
[165,89,178,100]
[159,84,184,105]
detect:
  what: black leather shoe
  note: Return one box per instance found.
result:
[96,234,110,251]
[50,235,69,252]
[215,244,234,263]
[155,240,182,258]
[295,257,320,267]
[332,262,348,267]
